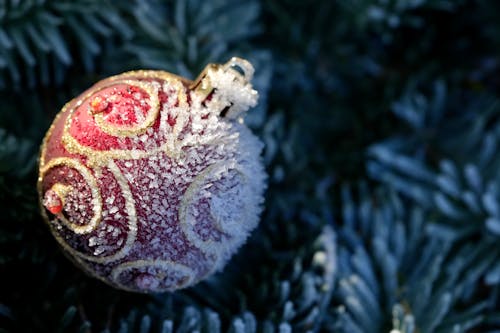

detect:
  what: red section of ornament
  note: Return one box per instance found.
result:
[68,83,166,151]
[92,84,150,125]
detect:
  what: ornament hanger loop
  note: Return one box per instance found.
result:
[223,57,255,82]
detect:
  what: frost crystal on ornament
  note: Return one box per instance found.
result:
[38,58,266,293]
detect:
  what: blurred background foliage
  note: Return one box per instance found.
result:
[1,0,500,332]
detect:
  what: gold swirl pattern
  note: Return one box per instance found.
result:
[92,80,160,137]
[40,159,137,264]
[178,161,250,265]
[40,157,102,235]
[61,76,188,167]
[110,259,195,292]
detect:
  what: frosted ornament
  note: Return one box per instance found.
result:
[38,58,267,293]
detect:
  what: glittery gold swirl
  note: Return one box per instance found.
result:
[178,162,249,260]
[48,183,73,205]
[90,70,189,109]
[110,259,195,292]
[40,158,102,234]
[38,70,191,268]
[106,69,191,86]
[62,134,181,168]
[39,159,138,264]
[93,80,160,137]
[61,77,188,167]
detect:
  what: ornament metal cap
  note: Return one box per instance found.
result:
[191,57,258,119]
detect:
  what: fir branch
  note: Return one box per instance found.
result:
[0,0,133,88]
[125,0,262,75]
[367,82,500,293]
[328,185,489,333]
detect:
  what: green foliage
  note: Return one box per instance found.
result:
[329,185,491,332]
[125,0,261,74]
[0,0,135,88]
[2,0,500,332]
[368,80,500,289]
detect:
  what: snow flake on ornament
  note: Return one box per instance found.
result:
[38,58,267,293]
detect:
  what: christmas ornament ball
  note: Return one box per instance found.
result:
[38,58,266,293]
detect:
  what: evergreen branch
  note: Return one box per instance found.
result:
[126,0,262,75]
[367,81,500,290]
[0,0,134,88]
[328,185,490,333]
